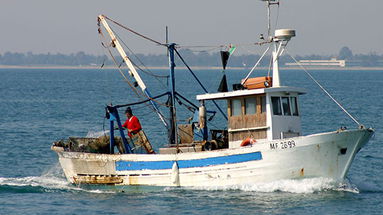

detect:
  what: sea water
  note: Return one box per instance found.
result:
[0,68,382,215]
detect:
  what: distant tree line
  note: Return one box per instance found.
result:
[1,47,382,67]
[0,51,106,66]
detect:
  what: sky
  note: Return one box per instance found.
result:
[1,0,382,56]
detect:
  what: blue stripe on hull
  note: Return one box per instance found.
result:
[116,152,262,171]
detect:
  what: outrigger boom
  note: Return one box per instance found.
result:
[98,15,168,128]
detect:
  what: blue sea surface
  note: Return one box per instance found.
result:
[0,68,382,215]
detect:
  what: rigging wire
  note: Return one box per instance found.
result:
[100,27,169,120]
[97,34,115,103]
[174,48,228,120]
[115,92,169,108]
[104,14,275,64]
[175,96,196,113]
[105,44,143,98]
[100,15,281,132]
[103,15,165,47]
[103,14,276,60]
[178,41,272,53]
[274,2,280,31]
[98,28,145,100]
[98,23,172,110]
[114,32,169,91]
[242,45,271,84]
[98,26,139,90]
[286,50,361,126]
[178,46,222,53]
[98,15,174,125]
[116,33,169,79]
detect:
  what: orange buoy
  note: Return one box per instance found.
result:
[240,137,256,147]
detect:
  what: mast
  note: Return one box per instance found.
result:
[98,15,168,128]
[260,0,292,88]
[266,0,271,38]
[262,0,279,38]
[272,42,282,87]
[168,43,177,145]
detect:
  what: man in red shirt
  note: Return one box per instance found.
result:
[122,107,155,154]
[122,107,142,137]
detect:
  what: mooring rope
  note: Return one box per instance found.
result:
[286,50,361,126]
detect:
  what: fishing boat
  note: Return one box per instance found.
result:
[52,0,374,186]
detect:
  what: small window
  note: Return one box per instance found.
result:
[245,97,256,115]
[282,97,291,115]
[261,96,266,113]
[291,97,299,116]
[231,99,242,116]
[271,97,282,115]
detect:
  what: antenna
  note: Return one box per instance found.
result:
[260,0,279,38]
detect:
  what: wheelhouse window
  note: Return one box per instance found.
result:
[272,96,299,116]
[261,96,266,113]
[282,97,291,116]
[290,97,299,116]
[245,97,256,115]
[271,97,282,115]
[231,99,242,116]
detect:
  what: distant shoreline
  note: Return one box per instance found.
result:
[1,65,383,71]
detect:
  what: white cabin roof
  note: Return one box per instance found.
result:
[196,86,306,101]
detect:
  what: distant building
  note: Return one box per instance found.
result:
[285,58,346,67]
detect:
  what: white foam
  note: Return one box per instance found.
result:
[0,174,70,192]
[0,164,116,194]
[334,179,360,193]
[183,178,358,194]
[0,166,359,194]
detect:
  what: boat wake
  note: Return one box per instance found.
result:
[0,163,363,194]
[0,164,116,194]
[0,169,362,194]
[180,178,360,194]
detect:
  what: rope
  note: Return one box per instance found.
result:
[104,40,143,98]
[98,25,140,95]
[178,41,272,53]
[174,48,228,120]
[242,45,271,85]
[98,24,171,109]
[273,1,280,35]
[103,15,273,56]
[116,33,169,79]
[115,92,169,108]
[103,15,165,47]
[97,33,115,103]
[286,50,361,126]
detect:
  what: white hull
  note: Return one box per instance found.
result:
[52,128,373,186]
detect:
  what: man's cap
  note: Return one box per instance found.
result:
[125,107,132,114]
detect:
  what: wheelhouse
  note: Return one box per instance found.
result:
[196,84,306,148]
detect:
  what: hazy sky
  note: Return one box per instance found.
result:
[1,0,382,56]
